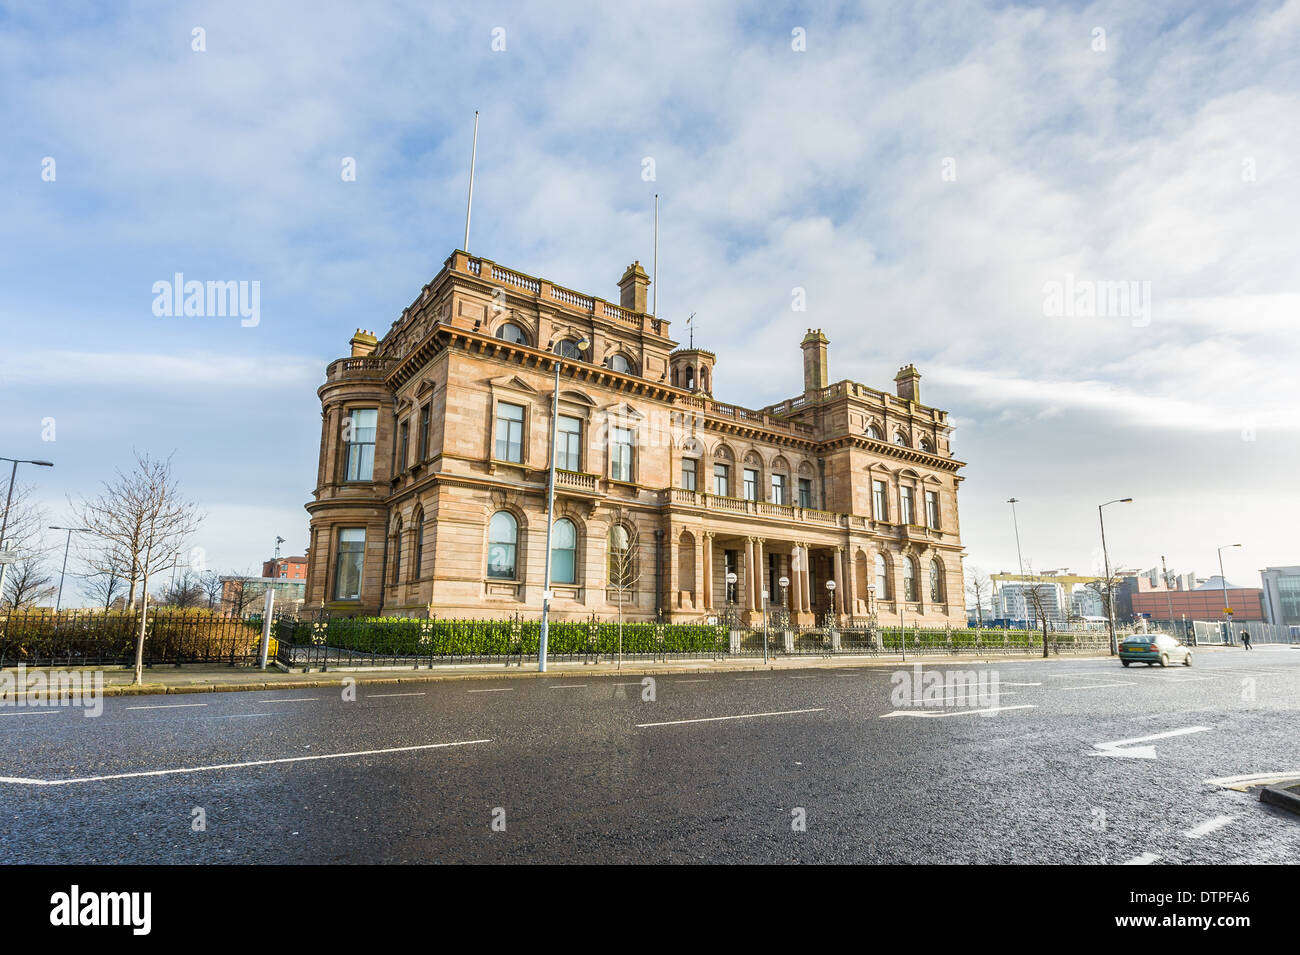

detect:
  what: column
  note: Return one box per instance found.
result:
[833,546,845,616]
[794,545,807,613]
[702,533,714,610]
[667,531,679,611]
[694,532,705,610]
[846,546,859,617]
[755,538,766,606]
[803,545,814,613]
[744,537,756,611]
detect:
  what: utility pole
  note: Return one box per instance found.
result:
[1161,555,1175,634]
[0,457,55,605]
[49,525,91,612]
[1217,543,1242,645]
[1098,498,1133,655]
[1007,498,1025,630]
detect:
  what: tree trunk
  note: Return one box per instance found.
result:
[134,575,149,684]
[1042,617,1049,658]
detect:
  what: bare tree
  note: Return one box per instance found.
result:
[1020,564,1054,658]
[964,565,992,627]
[161,569,204,608]
[85,566,127,610]
[222,570,263,617]
[75,452,203,683]
[607,520,641,668]
[198,570,225,610]
[0,480,55,611]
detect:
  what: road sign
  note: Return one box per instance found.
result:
[1224,608,1234,615]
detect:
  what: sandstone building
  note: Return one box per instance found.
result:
[303,251,967,626]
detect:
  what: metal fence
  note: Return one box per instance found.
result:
[1188,619,1298,646]
[0,609,266,667]
[728,626,1112,658]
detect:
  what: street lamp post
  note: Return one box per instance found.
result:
[1006,498,1025,631]
[0,457,54,606]
[1217,543,1242,646]
[1098,497,1133,655]
[538,339,588,672]
[48,525,91,612]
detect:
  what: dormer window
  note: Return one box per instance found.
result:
[606,353,633,374]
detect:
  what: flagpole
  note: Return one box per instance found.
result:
[464,110,479,252]
[652,193,658,317]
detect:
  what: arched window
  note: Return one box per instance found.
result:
[685,367,695,390]
[894,432,909,447]
[606,353,633,374]
[875,554,890,599]
[551,518,577,585]
[920,438,934,453]
[487,511,518,579]
[391,518,403,584]
[554,339,583,359]
[412,509,424,580]
[608,524,633,589]
[866,424,883,440]
[903,557,918,601]
[496,322,528,345]
[929,558,944,602]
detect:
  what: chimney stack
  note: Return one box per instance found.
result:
[895,364,921,403]
[800,328,829,392]
[350,329,378,357]
[618,261,650,313]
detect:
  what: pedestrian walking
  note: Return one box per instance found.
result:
[1241,630,1252,650]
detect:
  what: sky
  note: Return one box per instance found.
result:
[2,0,1297,605]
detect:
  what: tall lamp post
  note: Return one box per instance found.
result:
[1217,543,1242,646]
[0,457,54,605]
[1006,498,1025,630]
[1098,497,1133,655]
[538,338,589,672]
[48,525,91,612]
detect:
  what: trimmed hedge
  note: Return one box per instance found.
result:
[298,617,729,657]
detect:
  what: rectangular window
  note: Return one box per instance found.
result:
[872,480,889,521]
[418,404,431,460]
[714,464,730,497]
[611,426,634,482]
[333,528,365,600]
[398,420,409,473]
[771,473,787,505]
[681,458,697,491]
[557,415,582,472]
[901,486,916,525]
[798,477,813,509]
[494,402,525,463]
[925,490,940,529]
[743,468,758,501]
[344,409,378,482]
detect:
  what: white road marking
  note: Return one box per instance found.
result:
[1183,815,1239,839]
[125,703,208,710]
[671,679,710,684]
[366,692,426,698]
[1123,853,1160,865]
[1090,725,1210,759]
[1203,771,1300,791]
[258,698,318,703]
[879,705,1035,719]
[467,688,513,693]
[0,738,494,787]
[1058,683,1134,691]
[733,677,771,681]
[637,708,824,728]
[549,684,587,689]
[789,675,817,679]
[0,711,60,717]
[611,682,644,687]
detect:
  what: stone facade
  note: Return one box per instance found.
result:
[303,250,968,626]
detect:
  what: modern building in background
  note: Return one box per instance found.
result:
[1130,574,1265,622]
[220,576,306,616]
[303,250,969,625]
[1260,566,1300,626]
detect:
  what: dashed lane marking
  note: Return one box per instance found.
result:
[467,688,514,693]
[0,739,494,786]
[1183,816,1239,839]
[637,708,824,728]
[1123,853,1160,865]
[366,692,426,698]
[125,703,208,710]
[879,705,1036,719]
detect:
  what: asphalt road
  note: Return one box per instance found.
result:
[2,648,1297,864]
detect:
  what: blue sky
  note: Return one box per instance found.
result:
[3,0,1298,603]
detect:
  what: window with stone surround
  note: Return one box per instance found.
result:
[929,557,944,602]
[872,479,889,522]
[714,463,730,497]
[901,486,916,525]
[551,518,578,584]
[487,511,518,579]
[333,528,365,600]
[798,477,813,509]
[418,404,431,460]
[926,490,940,529]
[903,556,918,601]
[610,427,634,482]
[494,402,525,463]
[343,409,378,482]
[875,553,890,599]
[557,415,582,471]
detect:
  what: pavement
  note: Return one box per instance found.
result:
[0,644,1296,863]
